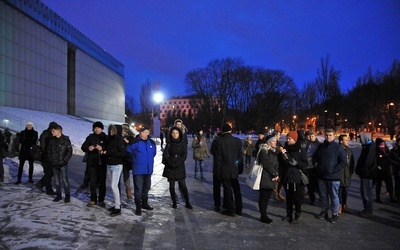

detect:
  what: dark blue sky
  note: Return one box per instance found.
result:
[42,0,400,102]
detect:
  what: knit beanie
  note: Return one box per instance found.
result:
[92,121,104,130]
[286,131,298,142]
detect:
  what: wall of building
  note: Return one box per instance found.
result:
[0,0,125,122]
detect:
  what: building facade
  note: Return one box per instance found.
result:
[0,0,125,122]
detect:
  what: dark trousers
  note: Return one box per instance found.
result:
[169,179,189,203]
[53,165,70,198]
[339,185,349,205]
[259,188,273,218]
[133,174,152,203]
[284,183,303,217]
[221,178,242,213]
[305,168,317,202]
[18,155,34,181]
[38,161,53,191]
[213,174,222,208]
[89,164,107,202]
[82,163,90,185]
[376,173,394,200]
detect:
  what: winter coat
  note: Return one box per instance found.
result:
[212,133,243,179]
[314,140,347,181]
[126,136,156,175]
[339,146,355,187]
[162,127,187,180]
[47,134,72,167]
[39,129,52,162]
[192,135,209,160]
[280,141,308,184]
[306,139,321,169]
[390,145,400,171]
[258,145,279,190]
[105,135,126,165]
[243,139,254,156]
[355,141,377,179]
[19,128,38,158]
[81,132,107,167]
[376,152,392,179]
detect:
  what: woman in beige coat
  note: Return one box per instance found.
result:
[192,129,209,179]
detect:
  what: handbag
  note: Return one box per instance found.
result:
[246,148,264,190]
[299,169,309,185]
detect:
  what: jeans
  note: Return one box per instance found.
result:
[360,178,373,213]
[133,174,152,203]
[318,179,340,214]
[194,160,204,176]
[52,165,70,198]
[108,164,123,209]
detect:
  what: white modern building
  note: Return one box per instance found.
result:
[0,0,125,122]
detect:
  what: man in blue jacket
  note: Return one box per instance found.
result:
[314,128,347,223]
[126,127,157,215]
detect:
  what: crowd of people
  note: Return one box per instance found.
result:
[1,119,399,224]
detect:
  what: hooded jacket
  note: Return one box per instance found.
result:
[355,133,377,179]
[258,144,279,189]
[162,126,187,180]
[105,124,127,165]
[280,141,308,184]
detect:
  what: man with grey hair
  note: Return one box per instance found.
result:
[355,132,377,218]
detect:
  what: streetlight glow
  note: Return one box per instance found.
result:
[153,92,164,104]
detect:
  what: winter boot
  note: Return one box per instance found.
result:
[135,199,142,215]
[182,188,193,209]
[292,213,302,224]
[170,190,177,208]
[142,199,153,210]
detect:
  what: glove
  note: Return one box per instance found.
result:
[289,158,297,166]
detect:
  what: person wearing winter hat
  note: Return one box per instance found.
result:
[81,121,108,207]
[253,130,266,158]
[280,131,308,224]
[212,123,243,216]
[15,122,38,184]
[257,134,280,224]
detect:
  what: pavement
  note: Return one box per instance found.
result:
[1,138,400,250]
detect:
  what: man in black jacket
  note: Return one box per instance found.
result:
[212,123,243,216]
[47,125,72,203]
[314,128,347,223]
[35,122,58,195]
[355,132,377,218]
[81,121,108,207]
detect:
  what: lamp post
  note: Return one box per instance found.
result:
[152,92,163,139]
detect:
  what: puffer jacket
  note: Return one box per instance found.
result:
[105,125,126,165]
[126,136,156,175]
[162,127,187,180]
[47,134,72,167]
